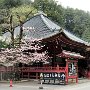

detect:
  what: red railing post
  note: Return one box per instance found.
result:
[65,59,68,84]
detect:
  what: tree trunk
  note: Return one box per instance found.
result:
[19,23,23,47]
[11,29,14,47]
[10,15,14,47]
[17,10,33,47]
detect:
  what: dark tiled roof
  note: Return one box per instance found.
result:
[62,30,90,46]
[2,12,90,46]
[14,13,60,39]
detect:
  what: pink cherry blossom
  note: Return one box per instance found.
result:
[0,38,49,66]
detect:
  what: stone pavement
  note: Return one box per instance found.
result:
[0,78,90,90]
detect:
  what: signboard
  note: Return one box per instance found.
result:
[68,62,77,76]
[41,72,65,81]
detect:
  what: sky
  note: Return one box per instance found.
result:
[55,0,90,12]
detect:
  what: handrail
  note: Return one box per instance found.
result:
[19,67,66,73]
[0,67,66,72]
[20,67,65,70]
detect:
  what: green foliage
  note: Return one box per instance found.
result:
[11,5,37,26]
[22,0,32,5]
[69,9,90,37]
[0,40,8,48]
[34,0,49,12]
[0,0,5,9]
[0,71,20,81]
[82,29,90,42]
[34,0,64,26]
[0,0,32,9]
[64,8,75,32]
[3,0,23,8]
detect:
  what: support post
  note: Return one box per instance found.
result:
[39,73,43,89]
[36,73,38,79]
[76,62,78,83]
[28,73,29,79]
[76,77,78,83]
[0,72,3,81]
[65,59,68,84]
[22,72,23,79]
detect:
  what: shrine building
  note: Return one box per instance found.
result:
[1,12,90,84]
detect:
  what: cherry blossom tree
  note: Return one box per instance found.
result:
[0,38,49,67]
[0,36,50,80]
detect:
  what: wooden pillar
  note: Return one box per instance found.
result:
[56,64,59,72]
[88,71,90,79]
[76,61,78,83]
[76,77,78,83]
[28,73,29,79]
[36,73,38,79]
[52,44,56,67]
[21,64,24,79]
[22,72,23,79]
[87,61,90,79]
[0,72,3,81]
[52,56,56,67]
[65,59,68,84]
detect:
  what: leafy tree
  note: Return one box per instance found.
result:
[3,0,23,8]
[33,0,64,26]
[0,4,36,47]
[64,8,75,32]
[15,7,35,47]
[72,9,90,37]
[0,9,15,47]
[0,40,8,48]
[22,0,32,5]
[82,28,90,42]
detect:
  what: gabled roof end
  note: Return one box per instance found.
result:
[34,11,47,16]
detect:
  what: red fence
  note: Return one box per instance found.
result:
[0,67,66,73]
[0,66,66,81]
[0,67,17,72]
[19,67,66,73]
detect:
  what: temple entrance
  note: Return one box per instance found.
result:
[0,50,86,84]
[16,50,83,84]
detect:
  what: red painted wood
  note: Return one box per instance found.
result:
[19,67,66,73]
[0,67,65,73]
[64,59,78,84]
[87,71,90,79]
[0,60,79,84]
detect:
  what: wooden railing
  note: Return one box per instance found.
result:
[19,67,66,73]
[0,67,66,73]
[0,67,19,72]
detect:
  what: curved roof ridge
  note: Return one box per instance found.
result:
[62,30,90,46]
[34,11,47,16]
[40,14,52,31]
[40,14,60,32]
